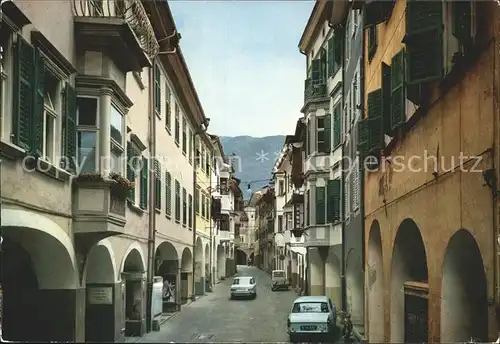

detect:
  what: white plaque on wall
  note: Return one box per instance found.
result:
[87,287,113,305]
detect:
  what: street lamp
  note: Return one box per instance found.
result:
[192,117,210,301]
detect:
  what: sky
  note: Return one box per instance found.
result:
[169,0,315,138]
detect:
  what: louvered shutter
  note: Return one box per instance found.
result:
[367,25,377,61]
[352,163,360,211]
[182,188,187,225]
[188,194,193,228]
[367,89,384,153]
[154,159,161,209]
[344,174,350,220]
[405,0,443,85]
[390,50,406,130]
[64,83,77,172]
[154,65,161,113]
[140,156,148,209]
[33,48,45,157]
[319,48,327,83]
[334,34,342,72]
[126,142,136,201]
[327,36,334,76]
[175,180,181,221]
[311,59,321,85]
[315,186,326,225]
[333,106,341,147]
[13,37,34,151]
[381,62,392,135]
[165,171,172,217]
[323,114,331,153]
[357,119,368,158]
[327,179,340,222]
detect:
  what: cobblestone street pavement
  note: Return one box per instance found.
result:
[133,266,303,343]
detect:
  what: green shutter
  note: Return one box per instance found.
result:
[323,114,331,153]
[32,48,45,156]
[368,25,377,61]
[126,142,135,201]
[320,48,327,82]
[405,0,443,85]
[381,62,392,135]
[334,34,342,72]
[154,159,161,209]
[189,194,193,227]
[452,1,472,46]
[140,156,148,209]
[367,89,383,153]
[13,37,34,150]
[333,106,341,147]
[155,65,161,113]
[64,83,77,172]
[357,119,368,158]
[327,37,334,76]
[311,59,321,84]
[315,186,326,225]
[306,190,310,226]
[195,187,199,214]
[365,0,395,27]
[391,50,406,130]
[165,171,172,216]
[327,179,341,222]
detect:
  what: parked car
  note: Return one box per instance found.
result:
[229,276,257,299]
[271,269,288,291]
[287,295,337,343]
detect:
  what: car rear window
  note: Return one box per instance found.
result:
[292,302,329,313]
[232,278,240,285]
[273,271,285,277]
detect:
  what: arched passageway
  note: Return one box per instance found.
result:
[390,219,428,343]
[217,244,226,279]
[205,243,210,284]
[367,220,384,343]
[194,238,204,296]
[84,240,118,342]
[236,249,247,265]
[441,229,488,342]
[325,248,341,309]
[180,248,193,304]
[1,209,78,342]
[121,244,146,337]
[309,247,326,296]
[346,248,364,328]
[155,242,179,311]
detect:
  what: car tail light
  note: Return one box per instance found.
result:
[287,318,291,327]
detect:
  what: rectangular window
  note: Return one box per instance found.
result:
[175,180,181,222]
[188,194,193,228]
[195,186,200,214]
[110,104,124,174]
[174,103,180,145]
[315,186,326,225]
[182,187,187,226]
[76,97,98,173]
[205,151,210,176]
[333,104,341,147]
[188,128,193,164]
[165,171,172,217]
[201,194,206,218]
[41,69,61,163]
[165,83,171,132]
[206,197,210,219]
[317,115,330,153]
[154,65,161,115]
[278,215,283,232]
[279,180,284,195]
[327,179,341,222]
[201,146,206,172]
[126,141,140,203]
[182,116,187,155]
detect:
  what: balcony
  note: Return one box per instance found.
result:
[73,0,159,72]
[304,223,342,247]
[304,78,328,104]
[72,176,127,241]
[219,230,231,242]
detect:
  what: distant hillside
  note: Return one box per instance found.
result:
[220,135,285,200]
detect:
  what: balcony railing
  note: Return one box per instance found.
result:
[304,78,327,103]
[73,0,159,60]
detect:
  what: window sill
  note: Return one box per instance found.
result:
[182,151,186,157]
[155,111,161,120]
[166,214,171,219]
[182,224,187,228]
[175,141,180,147]
[35,159,72,182]
[133,72,146,90]
[175,220,180,224]
[155,208,161,214]
[127,201,145,215]
[0,140,26,160]
[165,126,171,135]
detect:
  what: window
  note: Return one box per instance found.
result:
[315,186,326,225]
[201,194,206,218]
[353,10,360,36]
[345,16,351,65]
[42,70,60,163]
[206,197,210,219]
[327,179,341,222]
[76,97,98,173]
[205,151,210,176]
[188,194,193,228]
[174,103,180,145]
[292,302,329,313]
[154,64,161,116]
[195,186,200,214]
[126,141,140,203]
[344,174,350,221]
[188,128,193,164]
[182,116,187,155]
[278,215,283,232]
[201,146,206,172]
[333,104,341,147]
[351,160,360,212]
[279,180,284,195]
[110,104,124,174]
[182,187,187,226]
[316,115,330,153]
[139,156,148,209]
[165,82,171,132]
[154,158,161,210]
[165,171,172,217]
[175,180,181,222]
[367,25,377,62]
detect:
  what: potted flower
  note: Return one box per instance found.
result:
[291,229,304,238]
[109,172,135,199]
[279,254,285,261]
[74,172,104,183]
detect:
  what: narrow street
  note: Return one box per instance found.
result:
[130,266,340,343]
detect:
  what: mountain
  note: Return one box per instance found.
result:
[220,135,286,200]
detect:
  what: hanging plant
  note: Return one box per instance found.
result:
[291,229,304,238]
[109,172,135,199]
[279,254,285,261]
[74,172,104,183]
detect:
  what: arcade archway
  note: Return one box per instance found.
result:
[180,248,193,304]
[441,229,487,342]
[236,248,247,265]
[346,248,364,330]
[217,244,226,279]
[155,241,179,310]
[367,220,384,343]
[194,238,204,295]
[205,243,210,284]
[325,248,341,309]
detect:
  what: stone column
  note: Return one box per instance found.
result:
[99,87,112,175]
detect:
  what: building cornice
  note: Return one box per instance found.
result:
[298,1,331,54]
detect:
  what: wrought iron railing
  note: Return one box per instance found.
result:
[73,0,159,60]
[304,78,327,103]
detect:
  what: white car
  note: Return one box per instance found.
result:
[287,295,337,342]
[229,276,257,299]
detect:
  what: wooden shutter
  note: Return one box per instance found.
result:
[311,59,321,85]
[188,194,193,228]
[64,83,77,172]
[323,114,331,153]
[126,142,136,201]
[32,48,45,156]
[165,171,172,216]
[140,156,148,209]
[202,194,206,218]
[319,48,327,83]
[357,119,368,158]
[327,179,341,222]
[367,25,377,61]
[333,105,341,147]
[367,89,383,154]
[390,50,406,130]
[175,180,180,221]
[405,0,443,85]
[195,187,199,214]
[334,34,342,71]
[182,188,187,225]
[315,186,326,225]
[154,159,161,209]
[381,62,392,135]
[327,36,334,76]
[13,37,34,150]
[154,64,161,113]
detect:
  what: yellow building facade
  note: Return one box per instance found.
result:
[362,0,499,342]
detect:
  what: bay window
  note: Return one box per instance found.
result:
[110,103,124,174]
[76,97,98,173]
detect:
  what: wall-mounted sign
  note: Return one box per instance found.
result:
[87,286,113,305]
[294,204,303,229]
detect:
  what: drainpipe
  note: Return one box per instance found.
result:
[340,23,347,313]
[209,164,213,287]
[191,132,199,301]
[146,58,157,333]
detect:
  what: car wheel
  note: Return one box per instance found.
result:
[289,334,296,343]
[230,295,234,300]
[253,293,257,299]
